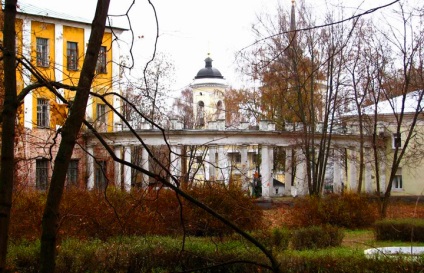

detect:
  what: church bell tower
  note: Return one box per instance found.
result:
[190,55,228,128]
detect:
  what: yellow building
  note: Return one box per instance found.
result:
[343,91,424,196]
[11,3,126,190]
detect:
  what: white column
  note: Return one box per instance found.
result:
[170,145,181,184]
[86,96,94,121]
[217,145,229,184]
[142,147,149,185]
[285,148,292,196]
[260,145,272,198]
[333,149,342,194]
[84,26,92,52]
[84,26,93,122]
[54,23,64,85]
[349,149,358,191]
[240,145,248,191]
[365,148,373,193]
[22,19,33,129]
[114,146,122,188]
[112,32,122,131]
[113,95,121,131]
[269,145,274,195]
[204,149,210,181]
[379,153,387,193]
[87,146,94,190]
[209,145,217,181]
[123,146,132,191]
[294,148,307,196]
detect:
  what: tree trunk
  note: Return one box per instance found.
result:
[357,121,364,193]
[0,1,18,271]
[39,1,110,272]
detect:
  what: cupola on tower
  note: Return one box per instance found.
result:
[190,55,228,128]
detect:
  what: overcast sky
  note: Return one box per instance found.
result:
[18,0,409,97]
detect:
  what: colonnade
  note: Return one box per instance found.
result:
[85,129,385,196]
[86,144,385,197]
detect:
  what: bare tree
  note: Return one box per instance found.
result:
[123,52,175,128]
[368,1,424,217]
[342,18,375,193]
[171,88,194,129]
[239,0,358,195]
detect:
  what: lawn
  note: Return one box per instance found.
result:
[262,197,424,250]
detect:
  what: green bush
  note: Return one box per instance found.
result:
[291,225,344,250]
[251,228,291,251]
[290,193,377,229]
[374,218,424,242]
[270,228,291,251]
[8,237,265,273]
[266,228,291,251]
[6,240,40,273]
[8,236,424,273]
[279,252,424,272]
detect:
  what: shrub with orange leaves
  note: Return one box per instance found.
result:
[287,193,377,229]
[9,185,263,241]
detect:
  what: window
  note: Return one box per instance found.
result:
[217,100,223,110]
[216,100,223,119]
[36,37,49,67]
[66,160,78,187]
[97,104,106,123]
[95,161,107,190]
[96,46,107,74]
[251,153,258,165]
[392,168,403,190]
[36,159,49,190]
[67,41,78,70]
[231,153,241,163]
[196,156,203,164]
[392,133,402,148]
[197,101,205,127]
[37,98,50,128]
[96,103,106,131]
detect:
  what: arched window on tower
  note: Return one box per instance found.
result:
[216,100,224,120]
[197,101,205,127]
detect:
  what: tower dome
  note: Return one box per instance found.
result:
[190,55,228,129]
[195,57,224,79]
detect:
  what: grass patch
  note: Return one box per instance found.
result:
[8,231,424,273]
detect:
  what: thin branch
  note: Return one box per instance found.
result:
[238,0,400,54]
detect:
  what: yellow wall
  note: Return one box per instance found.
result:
[62,25,84,100]
[24,22,114,130]
[15,19,25,125]
[344,122,424,196]
[30,21,56,128]
[91,32,114,132]
[388,124,424,196]
[31,21,55,79]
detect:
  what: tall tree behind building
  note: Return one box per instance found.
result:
[239,0,350,195]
